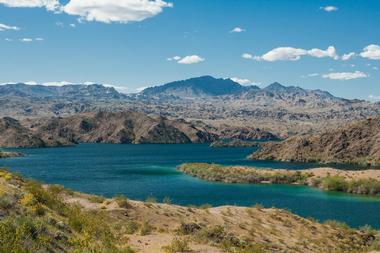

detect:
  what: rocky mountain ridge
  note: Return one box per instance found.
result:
[250,116,380,166]
[1,76,380,136]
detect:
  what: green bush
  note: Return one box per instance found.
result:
[140,221,153,236]
[115,195,131,208]
[162,237,190,253]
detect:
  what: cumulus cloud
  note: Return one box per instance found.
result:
[0,0,172,24]
[254,46,339,61]
[342,52,356,61]
[167,55,204,64]
[0,23,20,31]
[178,55,204,64]
[0,0,60,11]
[360,44,380,60]
[241,53,253,60]
[321,6,338,12]
[322,71,368,80]
[308,46,338,60]
[63,0,173,24]
[230,27,245,33]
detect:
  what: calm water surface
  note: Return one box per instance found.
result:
[1,144,379,228]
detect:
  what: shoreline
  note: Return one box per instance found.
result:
[178,163,380,197]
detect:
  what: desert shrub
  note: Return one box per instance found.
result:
[177,222,202,235]
[162,237,190,253]
[140,221,153,236]
[321,176,348,192]
[199,203,212,209]
[324,220,350,230]
[146,196,157,203]
[24,181,66,212]
[88,195,106,203]
[115,195,131,208]
[0,196,14,210]
[125,221,140,234]
[0,216,49,252]
[163,196,172,204]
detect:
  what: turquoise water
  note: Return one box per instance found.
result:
[1,144,379,228]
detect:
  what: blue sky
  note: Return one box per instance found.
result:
[0,0,379,99]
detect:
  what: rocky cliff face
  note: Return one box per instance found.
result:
[0,112,217,148]
[250,117,380,166]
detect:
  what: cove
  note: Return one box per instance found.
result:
[1,143,380,228]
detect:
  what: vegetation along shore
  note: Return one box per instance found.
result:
[178,163,380,196]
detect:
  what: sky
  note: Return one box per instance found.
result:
[0,0,379,100]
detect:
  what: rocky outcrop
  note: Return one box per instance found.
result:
[0,112,217,147]
[250,117,380,166]
[0,117,46,148]
[0,151,23,158]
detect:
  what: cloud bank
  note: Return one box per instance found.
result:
[254,46,338,61]
[322,71,368,80]
[0,0,173,24]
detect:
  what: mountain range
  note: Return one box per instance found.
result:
[1,76,379,136]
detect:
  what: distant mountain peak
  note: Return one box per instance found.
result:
[141,75,250,98]
[264,82,287,92]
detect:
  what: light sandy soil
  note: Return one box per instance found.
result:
[305,167,380,181]
[63,192,379,253]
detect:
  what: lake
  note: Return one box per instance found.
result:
[1,143,379,228]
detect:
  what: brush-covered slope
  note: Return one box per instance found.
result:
[1,169,379,253]
[250,117,380,166]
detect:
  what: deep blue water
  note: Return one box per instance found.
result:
[1,144,379,228]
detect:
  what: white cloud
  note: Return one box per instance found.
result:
[0,0,60,11]
[20,38,33,42]
[63,0,173,24]
[70,23,76,28]
[0,23,20,31]
[24,81,38,85]
[360,44,380,60]
[167,56,181,61]
[342,52,356,61]
[254,46,339,61]
[308,73,319,77]
[19,37,43,42]
[4,38,13,41]
[177,55,205,64]
[368,95,380,101]
[255,47,307,61]
[230,27,245,33]
[136,86,147,92]
[0,0,172,24]
[322,71,368,80]
[241,53,253,60]
[308,46,338,60]
[321,6,338,12]
[229,77,252,85]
